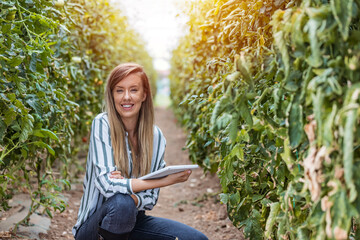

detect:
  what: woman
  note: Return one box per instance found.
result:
[73,63,208,240]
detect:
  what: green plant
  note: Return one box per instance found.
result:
[0,0,77,229]
[0,0,156,232]
[170,0,360,239]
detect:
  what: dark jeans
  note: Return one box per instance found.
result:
[75,194,208,240]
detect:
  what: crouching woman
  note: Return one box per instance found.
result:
[73,63,208,240]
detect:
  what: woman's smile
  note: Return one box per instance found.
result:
[121,104,134,110]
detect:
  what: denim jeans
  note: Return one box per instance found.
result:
[75,193,208,240]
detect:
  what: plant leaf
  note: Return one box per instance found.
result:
[265,202,280,238]
[289,94,304,148]
[343,89,359,202]
[330,0,353,40]
[19,115,34,142]
[33,141,55,156]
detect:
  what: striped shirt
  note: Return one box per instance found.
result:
[72,113,166,236]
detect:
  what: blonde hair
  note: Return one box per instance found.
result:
[105,63,154,178]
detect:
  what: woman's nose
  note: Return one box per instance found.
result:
[124,90,130,99]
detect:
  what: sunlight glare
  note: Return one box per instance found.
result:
[114,0,190,71]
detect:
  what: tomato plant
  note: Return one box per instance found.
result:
[170,0,360,239]
[0,0,77,229]
[0,0,156,232]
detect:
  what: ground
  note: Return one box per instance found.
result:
[2,107,243,240]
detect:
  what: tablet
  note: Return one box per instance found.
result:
[139,165,199,180]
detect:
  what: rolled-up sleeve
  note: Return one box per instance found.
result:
[135,126,166,210]
[91,116,133,198]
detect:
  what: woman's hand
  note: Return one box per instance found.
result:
[109,171,124,179]
[164,170,192,185]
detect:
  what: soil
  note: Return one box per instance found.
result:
[26,107,242,239]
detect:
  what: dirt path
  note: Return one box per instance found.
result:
[39,107,242,240]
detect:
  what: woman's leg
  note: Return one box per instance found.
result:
[76,194,138,240]
[129,212,208,240]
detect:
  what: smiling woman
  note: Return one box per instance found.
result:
[73,63,208,240]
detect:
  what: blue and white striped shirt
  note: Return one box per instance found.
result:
[72,113,166,236]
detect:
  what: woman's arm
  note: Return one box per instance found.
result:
[111,170,192,206]
[110,169,192,193]
[131,170,192,192]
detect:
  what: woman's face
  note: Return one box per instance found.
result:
[112,73,147,124]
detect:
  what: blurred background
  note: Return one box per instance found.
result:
[115,0,190,107]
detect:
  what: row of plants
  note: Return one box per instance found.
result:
[0,0,156,230]
[170,0,360,239]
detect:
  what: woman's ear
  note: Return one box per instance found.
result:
[142,92,147,102]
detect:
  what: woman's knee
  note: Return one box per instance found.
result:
[100,194,137,234]
[106,193,137,216]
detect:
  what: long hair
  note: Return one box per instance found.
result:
[104,63,154,178]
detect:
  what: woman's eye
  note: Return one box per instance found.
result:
[131,89,138,92]
[116,89,124,93]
